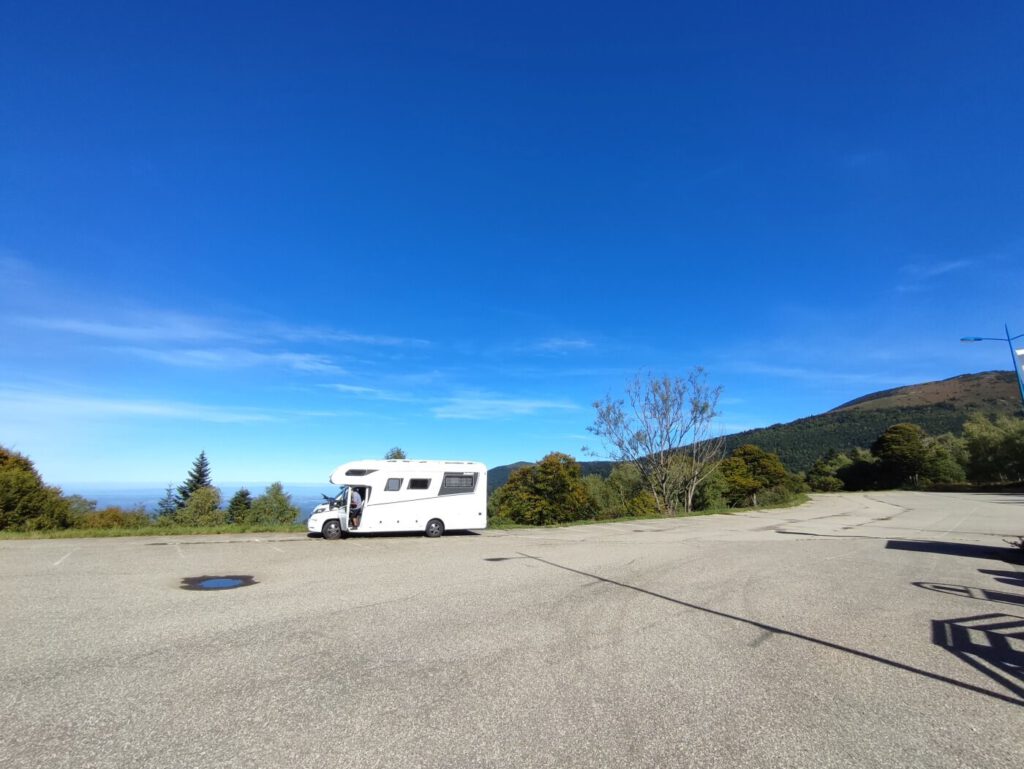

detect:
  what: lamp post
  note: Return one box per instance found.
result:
[960,324,1024,412]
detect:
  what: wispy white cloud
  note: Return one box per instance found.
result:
[10,306,429,378]
[324,383,420,402]
[732,363,918,388]
[531,337,595,353]
[502,365,636,380]
[901,260,973,280]
[389,370,448,386]
[0,388,273,424]
[18,312,240,343]
[432,394,579,420]
[260,321,430,348]
[124,347,346,374]
[16,309,429,350]
[328,383,381,395]
[895,258,975,293]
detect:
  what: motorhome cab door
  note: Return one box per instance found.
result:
[337,486,352,532]
[337,485,368,532]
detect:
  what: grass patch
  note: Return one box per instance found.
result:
[707,492,811,515]
[488,493,810,530]
[3,494,813,538]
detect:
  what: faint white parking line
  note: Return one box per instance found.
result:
[821,540,874,562]
[940,506,975,536]
[174,542,185,559]
[254,538,284,553]
[52,549,76,567]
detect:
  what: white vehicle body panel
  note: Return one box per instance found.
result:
[306,459,487,536]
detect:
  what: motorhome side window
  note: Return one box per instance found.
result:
[385,478,402,492]
[439,473,478,495]
[408,478,431,490]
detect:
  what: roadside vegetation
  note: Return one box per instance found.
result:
[489,371,1024,528]
[0,447,304,537]
[804,414,1024,492]
[490,370,808,526]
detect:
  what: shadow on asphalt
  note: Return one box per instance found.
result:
[932,614,1024,701]
[914,566,1024,700]
[979,568,1024,588]
[885,539,1023,563]
[914,581,1024,608]
[491,553,1024,707]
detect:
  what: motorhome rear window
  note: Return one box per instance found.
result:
[345,469,377,476]
[408,478,431,490]
[439,473,477,495]
[385,478,402,492]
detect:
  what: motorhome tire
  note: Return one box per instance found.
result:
[425,518,445,538]
[322,520,342,540]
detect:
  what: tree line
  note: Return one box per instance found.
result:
[0,448,301,532]
[805,414,1024,491]
[489,443,807,526]
[491,369,806,525]
[489,369,1024,526]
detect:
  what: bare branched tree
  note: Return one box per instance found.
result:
[585,367,725,515]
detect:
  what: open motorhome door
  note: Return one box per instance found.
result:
[336,486,353,533]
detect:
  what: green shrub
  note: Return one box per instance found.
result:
[244,482,300,525]
[172,486,226,526]
[75,507,150,529]
[0,447,72,531]
[493,453,597,525]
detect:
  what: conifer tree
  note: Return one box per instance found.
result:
[176,451,213,508]
[226,488,253,523]
[156,484,179,517]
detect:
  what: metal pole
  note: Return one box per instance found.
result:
[1005,324,1024,413]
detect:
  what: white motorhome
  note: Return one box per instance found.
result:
[306,459,487,539]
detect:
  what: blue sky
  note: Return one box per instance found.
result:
[2,1,1022,485]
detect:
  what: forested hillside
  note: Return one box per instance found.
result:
[723,371,1019,471]
[488,371,1021,485]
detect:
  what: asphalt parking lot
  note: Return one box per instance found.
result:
[1,491,1022,769]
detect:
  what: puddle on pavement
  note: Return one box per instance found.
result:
[180,575,257,591]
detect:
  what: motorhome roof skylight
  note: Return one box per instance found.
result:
[345,469,377,476]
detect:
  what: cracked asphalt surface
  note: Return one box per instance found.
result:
[1,491,1022,768]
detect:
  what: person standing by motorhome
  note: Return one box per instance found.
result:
[349,488,363,529]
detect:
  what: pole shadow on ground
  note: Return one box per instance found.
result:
[486,553,1024,707]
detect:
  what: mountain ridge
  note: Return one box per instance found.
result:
[487,370,1020,490]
